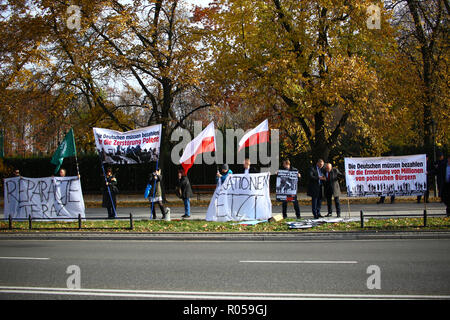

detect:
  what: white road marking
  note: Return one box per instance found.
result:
[0,257,50,260]
[0,286,448,300]
[0,239,448,244]
[240,260,358,264]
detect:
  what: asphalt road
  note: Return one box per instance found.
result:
[0,239,449,299]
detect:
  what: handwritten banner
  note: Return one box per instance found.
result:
[4,176,85,219]
[206,172,272,221]
[345,154,426,197]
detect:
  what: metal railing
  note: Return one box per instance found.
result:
[3,214,134,231]
[359,210,448,228]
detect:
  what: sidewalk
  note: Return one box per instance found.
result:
[1,199,446,221]
[80,192,442,205]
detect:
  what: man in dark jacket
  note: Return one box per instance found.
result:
[323,163,343,217]
[177,169,194,218]
[102,167,118,219]
[278,159,301,219]
[307,159,325,219]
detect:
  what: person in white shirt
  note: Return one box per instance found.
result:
[239,158,259,174]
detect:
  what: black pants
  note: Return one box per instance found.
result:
[311,195,322,219]
[326,194,341,217]
[106,207,116,218]
[282,200,300,218]
[378,196,395,203]
[151,201,166,218]
[417,189,429,203]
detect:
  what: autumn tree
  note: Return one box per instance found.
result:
[0,0,211,174]
[387,0,449,156]
[196,0,405,162]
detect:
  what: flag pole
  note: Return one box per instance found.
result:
[70,128,80,177]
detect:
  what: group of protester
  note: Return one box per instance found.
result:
[277,158,343,220]
[201,157,342,220]
[89,153,450,220]
[12,152,450,219]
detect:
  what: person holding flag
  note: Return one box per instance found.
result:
[102,167,118,219]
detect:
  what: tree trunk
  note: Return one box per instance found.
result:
[312,111,330,162]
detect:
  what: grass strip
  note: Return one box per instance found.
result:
[0,217,449,233]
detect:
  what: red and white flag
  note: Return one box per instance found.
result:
[180,122,216,174]
[238,119,269,152]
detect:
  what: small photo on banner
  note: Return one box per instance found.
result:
[93,125,162,165]
[276,170,298,202]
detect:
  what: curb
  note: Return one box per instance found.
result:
[1,230,450,241]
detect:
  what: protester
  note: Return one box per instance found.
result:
[176,168,194,218]
[58,168,66,177]
[148,168,169,219]
[238,158,259,174]
[307,159,325,219]
[216,164,232,184]
[102,167,118,219]
[441,154,450,216]
[13,169,20,177]
[323,163,342,217]
[278,159,301,219]
[417,155,433,203]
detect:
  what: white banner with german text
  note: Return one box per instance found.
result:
[93,125,162,164]
[345,154,426,197]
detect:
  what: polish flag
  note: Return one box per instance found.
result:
[238,119,269,152]
[180,122,216,174]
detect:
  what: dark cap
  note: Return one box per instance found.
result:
[221,164,229,172]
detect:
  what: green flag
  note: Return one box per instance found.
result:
[51,128,77,174]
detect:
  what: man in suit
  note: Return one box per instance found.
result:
[307,159,325,219]
[278,159,301,219]
[323,163,342,217]
[238,158,260,174]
